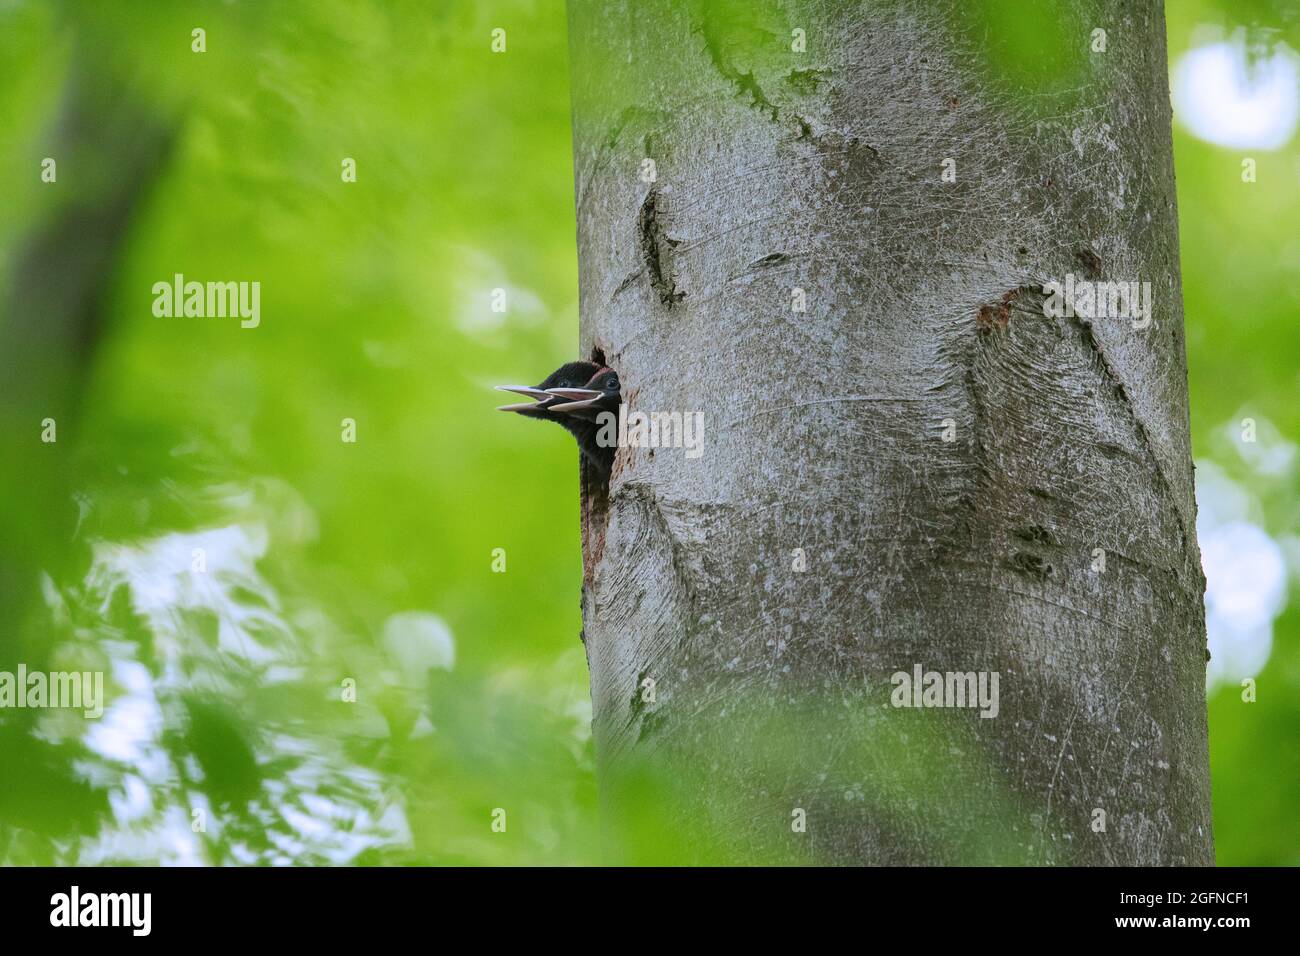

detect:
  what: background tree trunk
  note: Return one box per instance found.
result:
[567,0,1213,864]
[0,45,175,845]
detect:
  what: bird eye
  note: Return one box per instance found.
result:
[606,375,619,390]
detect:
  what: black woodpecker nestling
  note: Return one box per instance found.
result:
[496,363,622,477]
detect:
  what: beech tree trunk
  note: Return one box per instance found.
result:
[567,0,1213,865]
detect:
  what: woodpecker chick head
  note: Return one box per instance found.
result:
[495,361,602,420]
[544,367,621,420]
[494,362,622,478]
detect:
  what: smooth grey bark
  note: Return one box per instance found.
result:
[567,0,1213,864]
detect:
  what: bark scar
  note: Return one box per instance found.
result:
[616,481,699,631]
[1068,315,1196,558]
[976,287,1028,333]
[1076,247,1103,279]
[638,187,686,308]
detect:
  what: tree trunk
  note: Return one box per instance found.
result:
[567,0,1213,865]
[0,50,174,645]
[0,47,175,846]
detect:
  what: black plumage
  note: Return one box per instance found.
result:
[496,363,622,477]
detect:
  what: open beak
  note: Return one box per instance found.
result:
[544,387,605,415]
[544,387,602,402]
[495,384,552,412]
[496,385,552,400]
[548,398,603,413]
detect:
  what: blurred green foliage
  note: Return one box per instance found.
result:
[0,0,1295,865]
[1166,0,1300,866]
